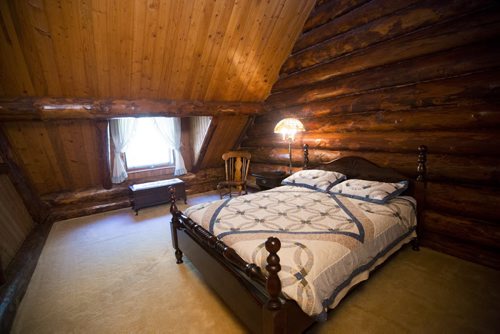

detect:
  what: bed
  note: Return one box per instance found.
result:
[168,145,427,333]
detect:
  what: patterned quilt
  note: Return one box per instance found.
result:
[184,185,417,319]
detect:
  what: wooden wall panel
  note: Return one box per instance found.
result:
[1,121,101,195]
[244,0,500,268]
[200,116,250,169]
[0,2,35,96]
[0,175,34,270]
[1,0,315,101]
[191,116,212,164]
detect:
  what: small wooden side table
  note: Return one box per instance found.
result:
[129,178,187,215]
[251,171,289,190]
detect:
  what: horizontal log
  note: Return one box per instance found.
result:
[302,0,370,32]
[180,167,225,184]
[293,0,418,52]
[243,147,500,184]
[47,198,132,222]
[0,221,54,332]
[270,42,500,109]
[274,9,500,92]
[41,167,224,206]
[0,98,264,121]
[426,183,500,222]
[249,162,302,175]
[41,186,130,207]
[252,105,500,137]
[421,232,500,269]
[186,180,220,195]
[243,130,500,157]
[282,0,490,74]
[266,70,500,118]
[423,210,500,250]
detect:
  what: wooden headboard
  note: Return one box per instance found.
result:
[302,144,428,190]
[317,156,408,183]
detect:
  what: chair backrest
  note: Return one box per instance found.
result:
[222,151,251,183]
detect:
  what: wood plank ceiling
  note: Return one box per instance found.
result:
[0,0,315,101]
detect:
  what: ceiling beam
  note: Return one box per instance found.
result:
[0,97,264,121]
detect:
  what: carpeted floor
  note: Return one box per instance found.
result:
[12,191,500,333]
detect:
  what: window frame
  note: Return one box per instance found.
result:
[121,117,176,172]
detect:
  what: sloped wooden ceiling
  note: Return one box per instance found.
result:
[0,0,315,101]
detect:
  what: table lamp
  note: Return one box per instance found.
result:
[273,118,305,174]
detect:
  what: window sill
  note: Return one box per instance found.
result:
[126,166,175,181]
[127,165,174,174]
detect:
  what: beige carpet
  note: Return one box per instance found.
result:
[12,191,500,334]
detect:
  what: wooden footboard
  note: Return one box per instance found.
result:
[169,189,314,333]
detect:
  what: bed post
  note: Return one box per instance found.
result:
[263,237,286,333]
[169,187,183,264]
[303,144,309,169]
[413,145,428,251]
[265,237,282,311]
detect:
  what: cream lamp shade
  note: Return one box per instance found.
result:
[273,118,305,141]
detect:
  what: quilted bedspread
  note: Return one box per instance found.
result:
[184,185,417,319]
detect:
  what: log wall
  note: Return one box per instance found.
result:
[243,0,500,268]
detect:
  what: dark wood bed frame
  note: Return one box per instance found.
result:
[169,145,428,333]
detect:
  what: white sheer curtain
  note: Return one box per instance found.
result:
[110,118,137,184]
[154,117,186,175]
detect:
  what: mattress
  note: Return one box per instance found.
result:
[184,185,417,319]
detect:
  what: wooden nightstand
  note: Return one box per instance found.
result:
[252,171,289,190]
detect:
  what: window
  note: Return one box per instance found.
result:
[124,118,173,170]
[110,116,187,184]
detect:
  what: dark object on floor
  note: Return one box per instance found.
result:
[252,171,288,190]
[130,178,186,215]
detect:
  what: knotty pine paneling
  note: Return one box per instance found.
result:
[244,0,500,268]
[191,116,212,164]
[1,121,101,195]
[1,0,315,101]
[199,115,250,169]
[0,174,34,270]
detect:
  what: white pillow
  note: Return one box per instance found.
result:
[329,179,408,204]
[281,169,346,192]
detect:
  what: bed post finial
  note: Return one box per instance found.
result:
[169,186,179,214]
[413,145,427,252]
[265,237,282,311]
[303,144,309,170]
[417,145,427,182]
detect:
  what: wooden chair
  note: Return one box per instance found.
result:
[217,151,251,199]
